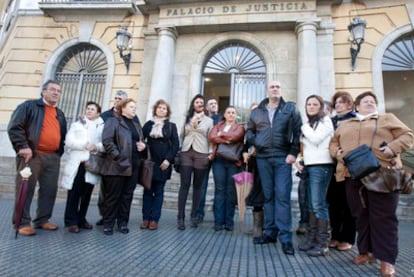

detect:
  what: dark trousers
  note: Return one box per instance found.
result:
[178,149,209,220]
[345,178,399,264]
[297,177,309,228]
[197,162,212,218]
[101,164,138,228]
[327,178,356,244]
[64,164,94,226]
[142,180,165,222]
[13,154,60,227]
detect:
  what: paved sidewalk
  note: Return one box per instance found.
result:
[0,196,413,277]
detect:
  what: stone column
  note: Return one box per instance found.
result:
[146,26,178,120]
[295,20,319,117]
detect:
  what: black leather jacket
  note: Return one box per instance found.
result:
[7,98,67,156]
[246,97,302,159]
[101,115,144,176]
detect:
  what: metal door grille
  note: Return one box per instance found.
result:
[232,73,266,124]
[203,42,266,124]
[55,43,107,126]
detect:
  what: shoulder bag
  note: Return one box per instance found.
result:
[343,120,381,179]
[139,148,154,190]
[216,142,243,162]
[361,166,413,194]
[85,152,106,175]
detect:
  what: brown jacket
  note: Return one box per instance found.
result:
[209,121,245,164]
[329,113,413,182]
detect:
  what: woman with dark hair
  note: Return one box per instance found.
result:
[140,99,179,230]
[297,95,334,257]
[177,94,213,230]
[101,98,146,235]
[62,101,104,233]
[327,91,357,251]
[209,106,245,231]
[330,91,413,277]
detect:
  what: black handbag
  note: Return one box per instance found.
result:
[343,144,381,179]
[343,120,380,179]
[173,151,181,173]
[216,142,243,162]
[84,152,106,175]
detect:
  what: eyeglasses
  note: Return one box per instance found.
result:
[269,85,281,89]
[114,97,123,100]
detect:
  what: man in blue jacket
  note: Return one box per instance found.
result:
[246,80,302,255]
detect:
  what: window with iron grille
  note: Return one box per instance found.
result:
[55,43,107,126]
[203,42,266,124]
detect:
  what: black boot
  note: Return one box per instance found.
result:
[177,217,185,230]
[298,213,317,251]
[307,219,330,257]
[252,211,264,243]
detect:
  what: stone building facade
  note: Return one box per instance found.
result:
[0,0,413,157]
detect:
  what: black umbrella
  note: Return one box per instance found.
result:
[14,165,32,239]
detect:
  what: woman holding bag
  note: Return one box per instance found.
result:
[329,91,413,277]
[140,99,179,230]
[62,101,104,233]
[209,106,245,231]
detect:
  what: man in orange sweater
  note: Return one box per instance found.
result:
[8,80,67,236]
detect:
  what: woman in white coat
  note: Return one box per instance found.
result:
[62,101,104,233]
[297,95,334,257]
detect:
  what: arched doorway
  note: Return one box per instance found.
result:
[202,41,266,124]
[55,43,108,125]
[382,31,414,167]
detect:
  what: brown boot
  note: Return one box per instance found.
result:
[380,261,395,277]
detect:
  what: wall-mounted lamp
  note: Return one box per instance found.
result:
[348,16,367,71]
[116,27,132,73]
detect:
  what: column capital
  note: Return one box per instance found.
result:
[295,19,320,35]
[155,25,178,40]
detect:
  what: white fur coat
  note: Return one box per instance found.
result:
[61,116,104,189]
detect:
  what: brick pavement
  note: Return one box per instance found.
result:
[0,196,413,277]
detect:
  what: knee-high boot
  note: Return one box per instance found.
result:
[307,218,330,257]
[252,211,263,243]
[298,213,317,251]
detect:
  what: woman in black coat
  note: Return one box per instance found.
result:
[101,98,145,235]
[140,99,179,230]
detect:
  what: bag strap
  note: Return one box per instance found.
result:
[368,118,378,148]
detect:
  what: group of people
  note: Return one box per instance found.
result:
[7,79,413,277]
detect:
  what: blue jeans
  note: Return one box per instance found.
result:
[257,157,293,243]
[142,180,165,222]
[212,157,238,228]
[306,165,333,220]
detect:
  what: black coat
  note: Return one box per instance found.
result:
[246,97,302,159]
[8,98,67,156]
[142,120,179,182]
[101,116,144,176]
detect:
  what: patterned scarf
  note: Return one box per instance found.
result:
[150,116,166,138]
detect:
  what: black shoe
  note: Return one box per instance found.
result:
[190,218,198,228]
[254,234,277,245]
[214,225,224,232]
[103,228,113,235]
[177,219,185,230]
[96,219,104,226]
[224,226,233,231]
[118,225,129,234]
[282,242,295,255]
